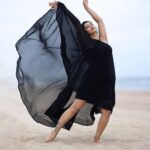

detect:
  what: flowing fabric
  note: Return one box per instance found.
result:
[15,2,115,131]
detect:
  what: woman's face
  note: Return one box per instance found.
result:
[83,21,97,35]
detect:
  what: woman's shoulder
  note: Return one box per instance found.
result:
[91,39,112,48]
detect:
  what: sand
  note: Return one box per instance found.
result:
[0,79,150,150]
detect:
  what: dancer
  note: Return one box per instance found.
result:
[44,0,116,143]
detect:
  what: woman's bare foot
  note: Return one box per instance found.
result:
[93,136,100,143]
[44,129,57,143]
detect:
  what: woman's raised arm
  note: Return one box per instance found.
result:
[83,0,108,43]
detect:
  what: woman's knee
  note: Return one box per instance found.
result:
[101,108,111,117]
[69,105,79,114]
[69,99,86,114]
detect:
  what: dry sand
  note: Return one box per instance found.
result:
[0,79,150,150]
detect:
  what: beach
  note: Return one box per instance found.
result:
[0,79,150,150]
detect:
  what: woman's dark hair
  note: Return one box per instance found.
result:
[81,21,92,36]
[81,21,91,30]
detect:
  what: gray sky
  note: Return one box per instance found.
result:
[0,0,150,82]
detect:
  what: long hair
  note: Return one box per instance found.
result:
[81,21,99,36]
[81,21,92,36]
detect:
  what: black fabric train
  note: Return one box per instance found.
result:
[15,2,116,130]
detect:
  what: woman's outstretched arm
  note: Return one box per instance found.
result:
[83,0,108,42]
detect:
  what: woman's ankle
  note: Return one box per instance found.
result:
[93,136,101,143]
[54,122,63,134]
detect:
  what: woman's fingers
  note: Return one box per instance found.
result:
[48,1,58,9]
[48,2,56,7]
[83,0,89,8]
[83,0,88,5]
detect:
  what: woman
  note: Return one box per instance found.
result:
[44,0,116,143]
[16,0,115,144]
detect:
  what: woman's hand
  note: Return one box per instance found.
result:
[48,0,58,9]
[83,0,89,9]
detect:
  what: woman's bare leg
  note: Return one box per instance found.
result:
[45,99,86,143]
[93,108,111,143]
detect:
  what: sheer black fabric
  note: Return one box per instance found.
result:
[15,2,115,131]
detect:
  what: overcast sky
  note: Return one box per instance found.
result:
[0,0,150,82]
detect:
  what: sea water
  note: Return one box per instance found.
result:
[116,77,150,91]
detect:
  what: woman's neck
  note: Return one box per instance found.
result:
[90,32,99,40]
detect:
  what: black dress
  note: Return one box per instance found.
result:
[74,39,116,112]
[15,2,116,131]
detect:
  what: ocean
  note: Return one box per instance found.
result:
[1,76,150,92]
[116,77,150,91]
